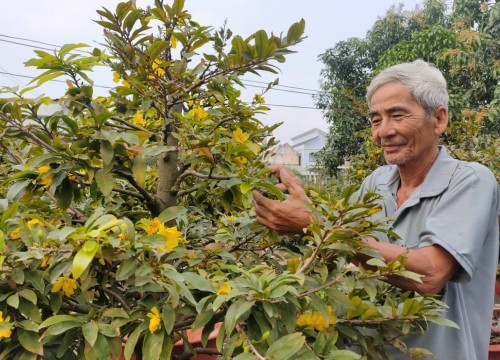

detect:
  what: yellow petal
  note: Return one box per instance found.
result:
[51,277,64,293]
[216,282,231,295]
[38,165,51,174]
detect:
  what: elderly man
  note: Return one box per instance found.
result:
[253,60,499,359]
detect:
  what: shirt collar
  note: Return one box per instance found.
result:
[377,146,459,198]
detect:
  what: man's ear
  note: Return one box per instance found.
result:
[433,106,448,136]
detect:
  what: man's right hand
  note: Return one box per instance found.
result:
[252,166,313,235]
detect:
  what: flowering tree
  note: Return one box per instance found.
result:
[0,1,452,359]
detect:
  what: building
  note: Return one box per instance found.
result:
[266,128,327,180]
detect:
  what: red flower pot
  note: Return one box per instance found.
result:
[172,323,221,359]
[489,344,500,360]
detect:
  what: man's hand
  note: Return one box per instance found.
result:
[253,166,313,235]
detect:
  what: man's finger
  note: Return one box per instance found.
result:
[278,169,304,194]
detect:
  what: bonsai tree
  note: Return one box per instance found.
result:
[0,1,453,359]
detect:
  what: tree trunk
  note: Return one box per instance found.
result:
[155,104,182,217]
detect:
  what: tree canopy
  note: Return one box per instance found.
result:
[0,1,461,359]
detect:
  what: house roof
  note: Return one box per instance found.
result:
[290,128,327,142]
[291,128,327,148]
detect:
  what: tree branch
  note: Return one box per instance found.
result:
[235,324,266,360]
[101,287,131,311]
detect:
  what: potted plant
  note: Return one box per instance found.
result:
[0,1,453,359]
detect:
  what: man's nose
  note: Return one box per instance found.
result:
[377,118,397,137]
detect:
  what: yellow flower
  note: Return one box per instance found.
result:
[296,306,336,331]
[216,282,231,295]
[233,128,249,144]
[38,164,51,174]
[357,169,364,176]
[113,72,120,83]
[191,106,208,119]
[0,311,14,339]
[152,59,166,76]
[253,94,265,104]
[95,96,108,103]
[41,255,51,268]
[170,35,177,49]
[147,307,161,333]
[234,156,248,166]
[157,226,182,253]
[51,276,77,297]
[121,80,130,87]
[146,218,164,235]
[9,228,20,240]
[133,111,145,127]
[27,219,44,229]
[39,173,54,188]
[287,257,300,273]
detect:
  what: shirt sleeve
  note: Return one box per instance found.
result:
[418,163,499,282]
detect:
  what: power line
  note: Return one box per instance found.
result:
[0,33,322,94]
[0,38,54,52]
[0,71,318,110]
[0,34,60,48]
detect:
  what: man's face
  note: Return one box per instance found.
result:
[368,82,445,167]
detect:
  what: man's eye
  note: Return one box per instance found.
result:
[392,113,404,120]
[370,118,381,126]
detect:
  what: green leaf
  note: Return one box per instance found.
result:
[402,298,422,316]
[240,182,253,194]
[366,258,387,268]
[158,206,187,223]
[286,19,305,43]
[88,333,111,360]
[42,322,82,337]
[192,309,215,330]
[17,329,41,354]
[182,272,215,293]
[1,202,19,230]
[132,156,147,187]
[40,315,84,329]
[143,330,164,360]
[100,140,115,168]
[224,299,255,334]
[7,293,19,309]
[18,289,37,305]
[55,178,73,210]
[116,258,137,281]
[82,322,99,347]
[233,353,258,360]
[324,349,362,360]
[426,315,459,329]
[72,240,99,279]
[102,308,129,319]
[124,322,148,360]
[59,43,89,56]
[161,303,175,334]
[254,30,269,59]
[95,169,114,196]
[17,320,38,332]
[265,332,305,360]
[98,323,119,337]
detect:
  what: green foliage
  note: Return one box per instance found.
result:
[0,1,453,359]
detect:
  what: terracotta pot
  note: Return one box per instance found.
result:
[495,279,500,299]
[172,323,221,359]
[489,344,500,360]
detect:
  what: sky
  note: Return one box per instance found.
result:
[0,0,423,144]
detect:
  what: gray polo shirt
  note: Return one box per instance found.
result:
[359,146,499,360]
